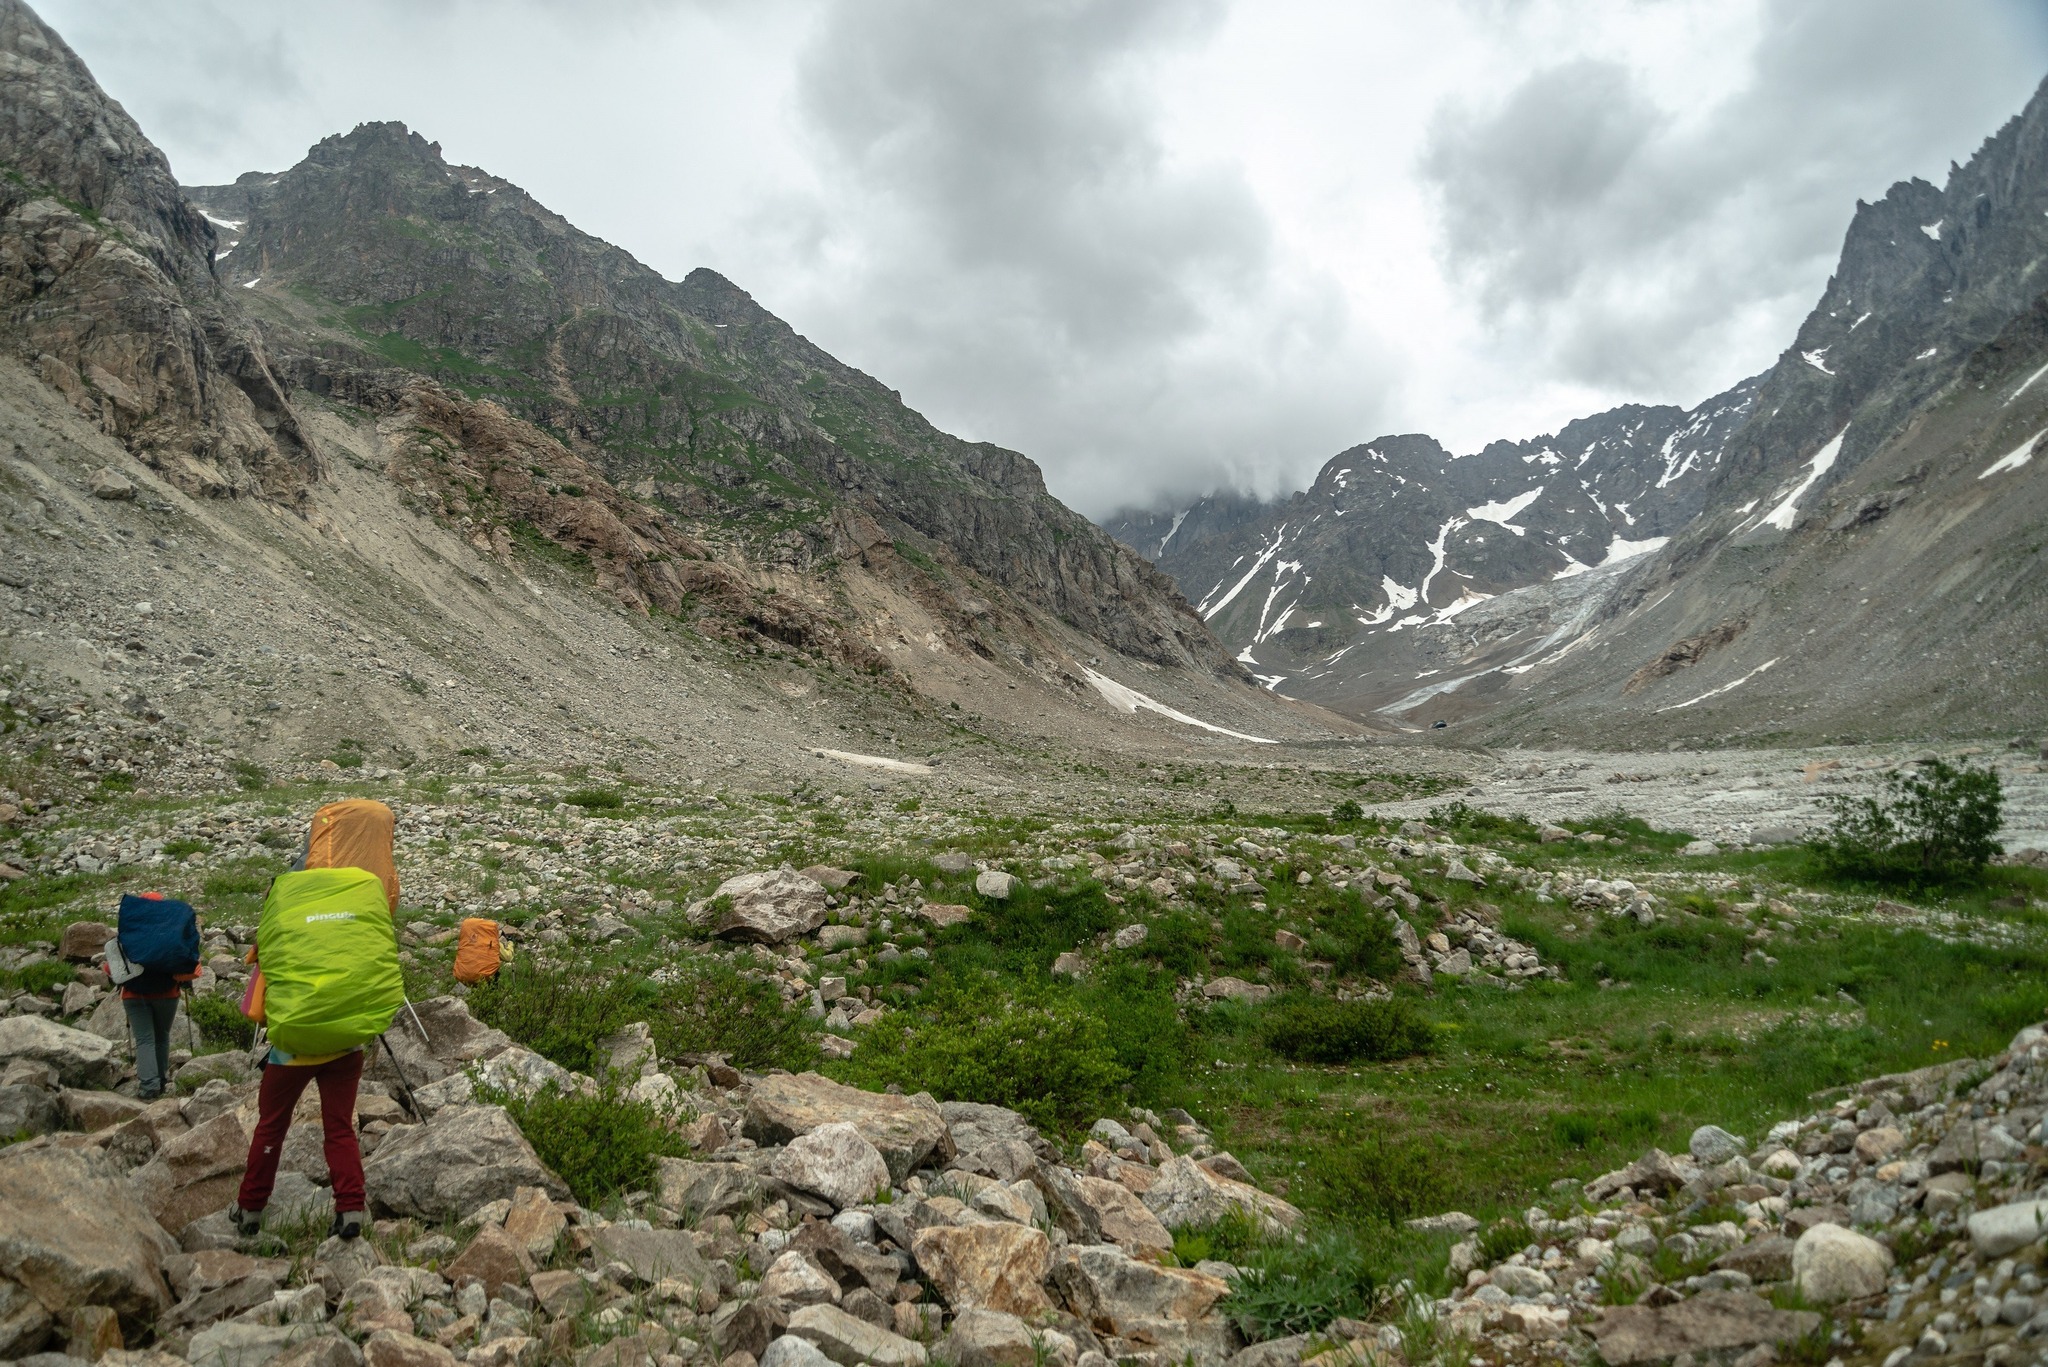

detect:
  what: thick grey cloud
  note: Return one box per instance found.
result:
[1422,0,2048,398]
[27,0,2048,520]
[774,0,1379,515]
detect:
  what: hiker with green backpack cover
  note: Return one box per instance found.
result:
[229,799,405,1241]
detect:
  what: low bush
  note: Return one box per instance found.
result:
[467,960,646,1074]
[1071,962,1191,1110]
[1306,901,1405,982]
[1428,800,1539,843]
[480,1081,690,1206]
[1218,1228,1383,1339]
[1169,1209,1263,1267]
[1301,1133,1445,1225]
[187,991,255,1050]
[1477,1217,1533,1266]
[1261,994,1434,1065]
[1813,759,2003,884]
[1550,1105,1659,1153]
[647,961,819,1073]
[838,976,1126,1134]
[563,788,624,811]
[4,960,76,995]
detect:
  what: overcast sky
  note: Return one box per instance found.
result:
[40,0,2048,517]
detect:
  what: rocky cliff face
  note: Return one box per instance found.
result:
[0,0,310,500]
[1465,72,2048,746]
[1109,77,2048,742]
[1102,378,1759,705]
[185,124,1223,672]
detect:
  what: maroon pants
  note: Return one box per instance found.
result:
[237,1049,366,1214]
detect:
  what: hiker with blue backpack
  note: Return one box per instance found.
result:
[227,799,407,1242]
[107,890,202,1101]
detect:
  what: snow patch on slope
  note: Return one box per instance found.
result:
[1757,427,1847,531]
[1980,427,2047,479]
[1081,668,1274,743]
[1466,487,1543,535]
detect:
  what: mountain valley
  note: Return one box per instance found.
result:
[1106,73,2048,747]
[3,6,2048,1367]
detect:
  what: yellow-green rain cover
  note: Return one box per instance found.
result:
[258,867,404,1056]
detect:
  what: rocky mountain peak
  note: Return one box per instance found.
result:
[0,0,216,286]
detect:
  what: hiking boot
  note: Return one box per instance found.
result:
[330,1210,365,1241]
[226,1203,262,1236]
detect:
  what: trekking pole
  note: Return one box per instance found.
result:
[402,995,429,1044]
[379,1033,425,1121]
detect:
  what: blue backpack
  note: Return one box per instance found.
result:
[117,894,200,976]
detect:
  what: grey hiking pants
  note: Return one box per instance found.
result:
[123,996,179,1098]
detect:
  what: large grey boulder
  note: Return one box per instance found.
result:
[936,1308,1078,1367]
[129,1109,253,1237]
[744,1073,948,1182]
[1791,1223,1891,1304]
[408,1046,573,1118]
[761,1335,836,1367]
[911,1223,1051,1317]
[786,1303,927,1367]
[1073,1177,1171,1257]
[1688,1125,1744,1166]
[696,870,829,944]
[1052,1245,1229,1336]
[772,1122,891,1211]
[941,1101,1053,1160]
[585,1227,709,1286]
[1141,1155,1301,1235]
[1589,1291,1821,1365]
[0,1145,176,1330]
[1052,1246,1238,1365]
[370,997,513,1087]
[0,1084,59,1139]
[186,1321,336,1367]
[363,1106,567,1220]
[0,1275,53,1359]
[0,1017,122,1088]
[654,1158,765,1220]
[1967,1199,2048,1258]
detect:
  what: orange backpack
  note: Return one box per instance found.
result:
[303,799,399,911]
[454,918,504,985]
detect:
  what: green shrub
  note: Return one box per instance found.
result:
[1301,1133,1445,1224]
[467,960,645,1074]
[1218,1227,1383,1339]
[840,977,1126,1134]
[647,961,819,1073]
[163,837,213,860]
[563,789,624,811]
[1477,1217,1533,1265]
[1072,962,1191,1110]
[229,759,267,791]
[1261,994,1434,1065]
[1170,1209,1264,1267]
[1428,800,1539,843]
[1813,759,2003,884]
[187,992,255,1049]
[1300,891,1404,981]
[1128,911,1210,975]
[480,1081,690,1206]
[5,960,75,995]
[1551,1106,1658,1152]
[1332,799,1364,823]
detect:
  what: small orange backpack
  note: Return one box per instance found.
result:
[453,918,505,985]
